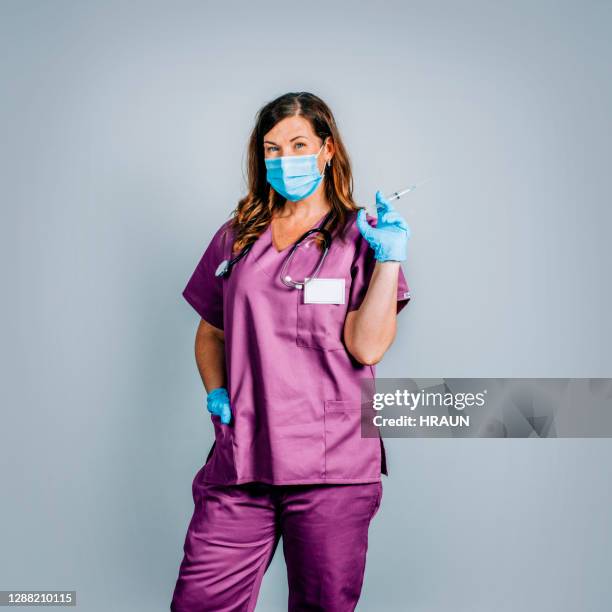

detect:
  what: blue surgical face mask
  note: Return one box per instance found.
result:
[264,140,327,202]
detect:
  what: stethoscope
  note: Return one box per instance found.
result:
[215,211,333,289]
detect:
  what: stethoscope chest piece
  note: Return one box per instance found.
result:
[215,242,254,278]
[215,260,230,278]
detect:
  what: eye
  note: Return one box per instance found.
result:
[295,142,306,149]
[265,145,279,153]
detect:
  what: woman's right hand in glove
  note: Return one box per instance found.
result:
[206,387,232,425]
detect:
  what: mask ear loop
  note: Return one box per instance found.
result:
[317,136,331,177]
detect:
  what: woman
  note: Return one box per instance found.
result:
[171,92,411,612]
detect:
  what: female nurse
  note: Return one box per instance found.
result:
[171,91,411,612]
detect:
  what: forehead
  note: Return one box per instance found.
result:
[263,115,316,142]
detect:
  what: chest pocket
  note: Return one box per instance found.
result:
[296,278,349,351]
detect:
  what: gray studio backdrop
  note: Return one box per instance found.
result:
[2,1,611,610]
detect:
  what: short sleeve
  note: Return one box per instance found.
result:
[346,213,412,314]
[182,221,232,330]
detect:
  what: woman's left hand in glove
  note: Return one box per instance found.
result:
[356,190,411,262]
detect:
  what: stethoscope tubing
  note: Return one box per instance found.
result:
[279,226,332,289]
[215,211,333,283]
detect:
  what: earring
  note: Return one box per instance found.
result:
[327,159,331,167]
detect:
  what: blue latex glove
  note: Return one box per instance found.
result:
[356,190,411,262]
[206,387,232,425]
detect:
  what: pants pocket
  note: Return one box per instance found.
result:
[204,415,236,483]
[324,399,380,480]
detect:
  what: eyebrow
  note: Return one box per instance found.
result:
[263,135,309,145]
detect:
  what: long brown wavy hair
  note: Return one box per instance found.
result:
[228,92,360,253]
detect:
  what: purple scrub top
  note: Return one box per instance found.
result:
[182,210,411,485]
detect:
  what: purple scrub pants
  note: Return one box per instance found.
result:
[170,466,383,612]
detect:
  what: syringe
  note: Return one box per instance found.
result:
[385,177,431,202]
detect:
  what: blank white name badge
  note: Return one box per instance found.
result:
[303,278,345,304]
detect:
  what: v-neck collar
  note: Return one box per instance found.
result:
[267,210,331,254]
